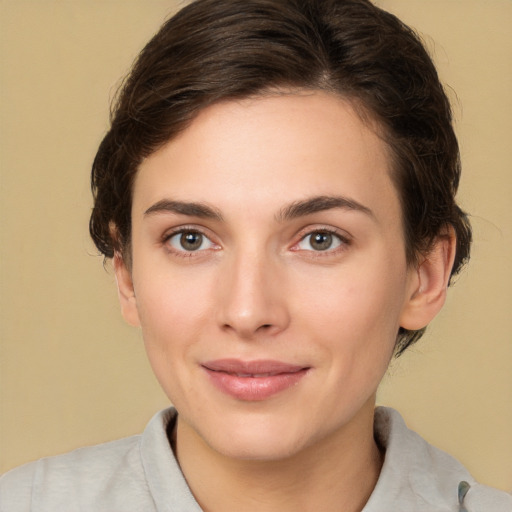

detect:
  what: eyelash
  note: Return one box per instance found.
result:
[292,227,351,256]
[161,226,351,258]
[162,227,219,258]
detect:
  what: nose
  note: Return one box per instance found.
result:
[216,249,290,340]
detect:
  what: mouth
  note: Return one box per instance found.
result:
[201,359,310,401]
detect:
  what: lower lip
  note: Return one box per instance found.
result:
[203,367,309,401]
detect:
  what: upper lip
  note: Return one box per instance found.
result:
[202,359,308,376]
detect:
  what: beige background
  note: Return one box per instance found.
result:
[1,0,511,491]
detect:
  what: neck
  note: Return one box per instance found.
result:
[174,398,383,512]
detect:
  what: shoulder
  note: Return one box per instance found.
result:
[459,480,512,512]
[0,459,35,512]
[364,407,512,512]
[0,435,145,512]
[0,408,182,512]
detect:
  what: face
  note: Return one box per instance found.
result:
[118,92,425,461]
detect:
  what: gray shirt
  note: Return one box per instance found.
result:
[1,407,510,511]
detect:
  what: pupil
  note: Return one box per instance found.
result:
[181,232,202,251]
[311,232,332,251]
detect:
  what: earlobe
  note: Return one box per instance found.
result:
[400,229,457,331]
[113,252,141,327]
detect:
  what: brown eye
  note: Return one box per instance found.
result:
[167,230,215,252]
[310,232,333,251]
[180,232,203,251]
[296,230,344,252]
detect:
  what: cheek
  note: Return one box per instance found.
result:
[137,286,205,349]
[299,262,405,330]
[292,253,408,370]
[133,277,204,401]
[134,257,215,328]
[132,264,220,385]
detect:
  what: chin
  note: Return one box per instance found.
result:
[196,408,316,462]
[211,431,306,462]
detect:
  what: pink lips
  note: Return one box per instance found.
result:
[202,359,309,401]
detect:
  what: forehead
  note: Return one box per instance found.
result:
[133,91,399,222]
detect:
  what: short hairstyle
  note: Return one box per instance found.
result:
[89,0,471,355]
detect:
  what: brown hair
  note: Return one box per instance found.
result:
[89,0,471,355]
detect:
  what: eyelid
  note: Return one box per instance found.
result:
[290,225,352,253]
[162,225,220,254]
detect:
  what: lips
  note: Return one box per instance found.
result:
[202,359,310,401]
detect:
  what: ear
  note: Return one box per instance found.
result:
[399,228,457,331]
[113,252,141,327]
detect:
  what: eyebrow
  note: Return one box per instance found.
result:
[144,199,223,221]
[143,195,374,223]
[277,195,374,222]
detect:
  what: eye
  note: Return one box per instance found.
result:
[296,230,345,252]
[166,230,216,252]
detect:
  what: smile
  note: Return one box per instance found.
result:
[227,372,284,378]
[202,359,310,401]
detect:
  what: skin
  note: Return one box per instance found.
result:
[115,91,455,512]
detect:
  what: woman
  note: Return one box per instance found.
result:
[1,0,510,510]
